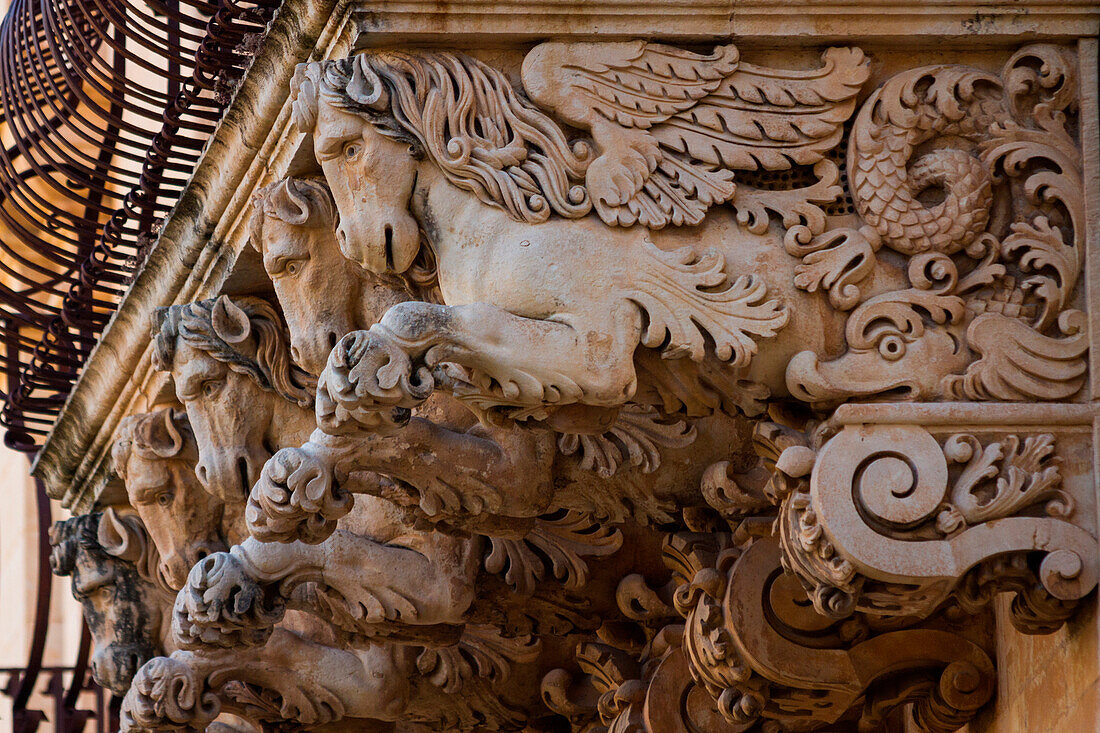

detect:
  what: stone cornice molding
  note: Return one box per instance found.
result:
[351,0,1100,42]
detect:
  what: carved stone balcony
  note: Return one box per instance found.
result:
[25,1,1100,731]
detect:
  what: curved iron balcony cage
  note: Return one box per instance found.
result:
[0,0,281,454]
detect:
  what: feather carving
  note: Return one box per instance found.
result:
[523,42,869,227]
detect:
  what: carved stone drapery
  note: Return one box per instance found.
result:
[35,7,1099,732]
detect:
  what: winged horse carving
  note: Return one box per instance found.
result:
[290,42,869,431]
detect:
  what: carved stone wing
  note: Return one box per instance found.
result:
[656,48,870,171]
[522,41,741,132]
[522,42,869,228]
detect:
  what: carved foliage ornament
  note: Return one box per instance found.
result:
[53,37,1097,733]
[281,40,1089,464]
[775,423,1096,627]
[787,44,1087,406]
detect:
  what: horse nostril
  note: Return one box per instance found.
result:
[196,464,209,486]
[383,224,394,271]
[128,652,144,677]
[237,456,251,497]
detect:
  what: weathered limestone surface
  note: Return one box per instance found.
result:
[33,2,1100,731]
[968,597,1098,731]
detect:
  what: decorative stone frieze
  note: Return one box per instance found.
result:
[35,2,1100,730]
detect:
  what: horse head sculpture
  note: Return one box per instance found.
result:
[152,296,316,501]
[113,407,232,589]
[50,512,172,695]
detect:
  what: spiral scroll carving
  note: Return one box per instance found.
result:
[777,424,1098,624]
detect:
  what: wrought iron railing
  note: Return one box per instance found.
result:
[0,1,281,729]
[0,0,281,453]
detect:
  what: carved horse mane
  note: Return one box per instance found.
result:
[291,51,593,224]
[153,296,315,409]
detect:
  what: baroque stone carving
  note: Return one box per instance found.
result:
[787,44,1088,405]
[51,34,1097,733]
[120,294,652,731]
[775,422,1096,627]
[113,408,236,588]
[244,178,754,531]
[50,512,175,696]
[291,46,870,427]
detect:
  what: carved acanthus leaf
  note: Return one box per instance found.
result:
[416,625,540,693]
[732,159,844,239]
[790,224,882,310]
[936,433,1070,534]
[633,347,771,419]
[485,511,623,595]
[998,217,1081,330]
[558,405,696,478]
[628,239,789,365]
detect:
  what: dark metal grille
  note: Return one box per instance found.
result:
[0,0,280,453]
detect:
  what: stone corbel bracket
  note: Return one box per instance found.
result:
[701,538,995,731]
[777,403,1098,628]
[585,534,998,732]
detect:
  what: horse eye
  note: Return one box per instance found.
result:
[157,491,173,506]
[344,142,361,159]
[202,381,222,398]
[286,261,301,276]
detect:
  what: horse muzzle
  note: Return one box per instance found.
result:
[91,642,156,695]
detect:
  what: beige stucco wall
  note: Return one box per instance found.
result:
[0,443,87,729]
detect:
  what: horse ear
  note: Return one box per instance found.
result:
[48,521,77,576]
[147,408,185,459]
[347,55,389,110]
[211,296,251,344]
[98,508,144,564]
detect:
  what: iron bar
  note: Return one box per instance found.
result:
[0,0,281,451]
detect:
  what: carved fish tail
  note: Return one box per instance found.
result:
[850,66,1006,255]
